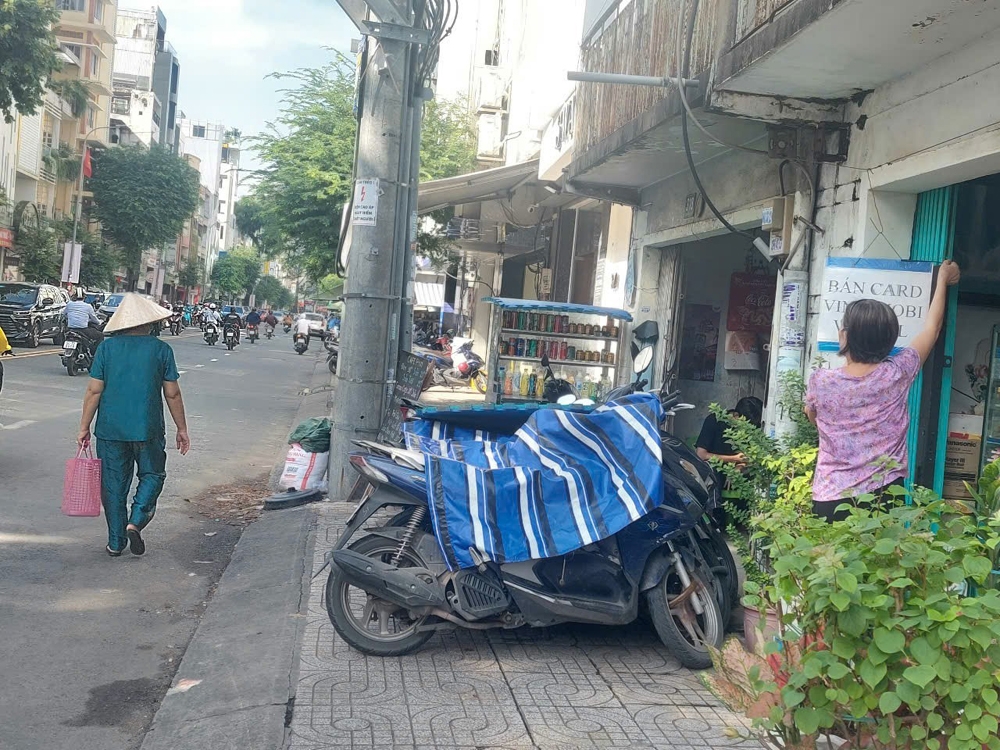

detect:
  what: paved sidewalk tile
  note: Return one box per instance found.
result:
[290,503,756,750]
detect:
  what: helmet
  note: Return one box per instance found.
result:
[209,303,217,310]
[543,377,576,404]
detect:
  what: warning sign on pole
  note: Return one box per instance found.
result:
[352,179,379,227]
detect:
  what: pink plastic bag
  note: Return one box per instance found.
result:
[63,445,102,517]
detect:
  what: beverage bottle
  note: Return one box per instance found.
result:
[504,368,514,395]
[497,366,505,394]
[512,368,521,394]
[536,370,546,398]
[520,369,530,396]
[527,370,537,396]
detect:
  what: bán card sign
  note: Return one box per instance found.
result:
[352,179,379,227]
[817,258,934,353]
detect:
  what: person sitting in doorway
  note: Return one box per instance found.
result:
[695,396,764,469]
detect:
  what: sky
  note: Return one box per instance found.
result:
[150,0,356,175]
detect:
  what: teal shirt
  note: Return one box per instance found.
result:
[91,335,180,442]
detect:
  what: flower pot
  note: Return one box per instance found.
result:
[743,604,781,653]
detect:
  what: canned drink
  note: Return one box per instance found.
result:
[607,351,616,365]
[499,340,508,356]
[560,341,568,360]
[567,345,576,360]
[550,340,559,359]
[509,336,518,353]
[528,339,537,358]
[611,324,620,337]
[547,314,555,333]
[517,338,526,357]
[569,323,578,334]
[561,315,570,332]
[602,325,609,337]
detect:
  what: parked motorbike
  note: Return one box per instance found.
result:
[204,322,219,346]
[325,337,339,374]
[224,323,239,351]
[61,331,95,376]
[421,338,487,393]
[324,353,728,669]
[293,332,309,355]
[248,324,259,344]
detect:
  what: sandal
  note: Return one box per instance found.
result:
[127,527,145,556]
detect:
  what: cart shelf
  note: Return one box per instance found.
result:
[499,328,618,342]
[498,355,613,368]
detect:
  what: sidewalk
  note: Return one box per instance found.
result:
[288,502,751,750]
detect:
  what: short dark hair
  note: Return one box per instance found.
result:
[839,299,899,364]
[734,396,763,428]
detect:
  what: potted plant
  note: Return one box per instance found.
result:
[705,486,1000,749]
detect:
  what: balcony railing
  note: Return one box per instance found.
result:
[575,0,723,154]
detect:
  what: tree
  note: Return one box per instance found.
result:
[0,1,60,123]
[89,145,200,290]
[253,275,292,310]
[234,196,269,251]
[177,257,203,290]
[419,97,478,182]
[16,222,60,284]
[210,247,261,303]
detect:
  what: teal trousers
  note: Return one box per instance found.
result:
[96,437,167,552]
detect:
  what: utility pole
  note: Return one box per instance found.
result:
[328,0,433,499]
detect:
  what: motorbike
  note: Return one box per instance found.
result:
[204,322,219,346]
[61,331,96,376]
[283,323,292,334]
[265,324,274,340]
[420,338,488,393]
[325,337,339,374]
[248,323,259,344]
[169,312,183,336]
[224,323,239,351]
[324,349,731,669]
[293,332,309,355]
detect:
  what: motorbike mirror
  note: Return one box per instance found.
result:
[556,394,577,406]
[630,341,640,361]
[575,398,596,406]
[633,346,654,374]
[541,353,550,368]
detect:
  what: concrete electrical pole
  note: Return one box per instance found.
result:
[328,0,434,499]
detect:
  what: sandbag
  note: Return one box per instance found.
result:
[279,443,329,491]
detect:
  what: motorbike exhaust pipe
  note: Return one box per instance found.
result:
[332,549,446,610]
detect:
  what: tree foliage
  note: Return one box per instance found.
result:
[14,217,120,288]
[177,257,203,290]
[248,55,357,281]
[419,97,478,182]
[253,274,292,310]
[15,222,60,284]
[89,145,200,289]
[211,247,261,303]
[0,0,60,123]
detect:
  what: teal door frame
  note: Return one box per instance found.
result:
[907,187,958,493]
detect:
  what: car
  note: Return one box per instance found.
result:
[0,282,68,348]
[83,290,107,309]
[220,305,248,321]
[98,292,157,324]
[302,312,327,339]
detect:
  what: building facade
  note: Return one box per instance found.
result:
[553,0,1000,494]
[111,7,166,147]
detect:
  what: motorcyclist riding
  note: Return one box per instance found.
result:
[282,312,293,331]
[66,288,104,355]
[293,314,311,349]
[222,306,242,344]
[203,303,222,327]
[263,310,278,337]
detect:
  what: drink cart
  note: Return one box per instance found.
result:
[484,297,633,405]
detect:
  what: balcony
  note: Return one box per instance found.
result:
[567,0,767,197]
[716,0,1000,99]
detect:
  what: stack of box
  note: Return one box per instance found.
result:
[943,414,983,501]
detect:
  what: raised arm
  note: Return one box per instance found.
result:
[910,260,961,365]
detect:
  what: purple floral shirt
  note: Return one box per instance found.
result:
[805,348,922,505]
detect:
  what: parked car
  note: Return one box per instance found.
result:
[302,312,327,339]
[0,282,68,348]
[98,293,126,324]
[221,305,248,321]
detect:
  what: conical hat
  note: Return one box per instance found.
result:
[104,293,173,333]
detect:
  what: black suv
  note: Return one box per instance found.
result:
[0,282,68,348]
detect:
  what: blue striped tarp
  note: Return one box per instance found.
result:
[407,393,665,570]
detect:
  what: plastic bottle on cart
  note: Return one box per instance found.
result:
[535,371,546,398]
[496,366,505,394]
[504,368,514,396]
[527,370,537,397]
[512,368,522,395]
[519,369,530,396]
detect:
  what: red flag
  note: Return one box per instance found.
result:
[82,147,93,178]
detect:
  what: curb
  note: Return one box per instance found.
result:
[140,355,330,750]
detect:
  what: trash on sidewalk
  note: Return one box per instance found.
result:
[281,417,332,491]
[287,417,331,453]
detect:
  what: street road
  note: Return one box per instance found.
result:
[0,328,320,750]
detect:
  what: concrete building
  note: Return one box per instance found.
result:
[218,137,240,252]
[178,119,225,276]
[111,7,166,147]
[550,0,1000,495]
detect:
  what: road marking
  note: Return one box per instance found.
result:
[210,358,218,362]
[6,350,61,359]
[0,420,37,430]
[178,370,187,375]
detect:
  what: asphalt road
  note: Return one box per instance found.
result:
[0,328,321,750]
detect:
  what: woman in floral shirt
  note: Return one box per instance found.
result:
[805,260,961,521]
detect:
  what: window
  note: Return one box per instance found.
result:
[111,97,129,115]
[484,49,500,66]
[221,146,230,163]
[63,44,83,62]
[220,226,225,240]
[192,125,206,138]
[89,51,99,78]
[93,0,103,22]
[56,0,86,11]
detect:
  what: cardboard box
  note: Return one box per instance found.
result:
[943,414,983,501]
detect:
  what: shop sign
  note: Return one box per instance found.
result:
[0,227,13,248]
[817,258,934,353]
[727,272,775,333]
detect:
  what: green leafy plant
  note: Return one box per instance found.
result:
[42,143,81,182]
[47,79,91,118]
[715,489,1000,750]
[0,0,60,123]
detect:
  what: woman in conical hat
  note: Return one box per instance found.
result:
[78,293,191,556]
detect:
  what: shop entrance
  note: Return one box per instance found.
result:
[663,232,777,445]
[913,176,1000,499]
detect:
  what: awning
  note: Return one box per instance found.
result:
[414,281,445,308]
[418,160,540,213]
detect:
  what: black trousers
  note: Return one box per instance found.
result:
[72,325,104,351]
[813,477,906,523]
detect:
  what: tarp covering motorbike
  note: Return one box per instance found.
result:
[404,393,665,570]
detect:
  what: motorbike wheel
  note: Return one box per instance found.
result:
[226,340,235,351]
[66,360,77,377]
[700,529,739,624]
[328,354,338,374]
[645,565,723,670]
[471,371,488,394]
[325,533,434,657]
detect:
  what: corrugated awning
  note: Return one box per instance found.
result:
[418,160,540,213]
